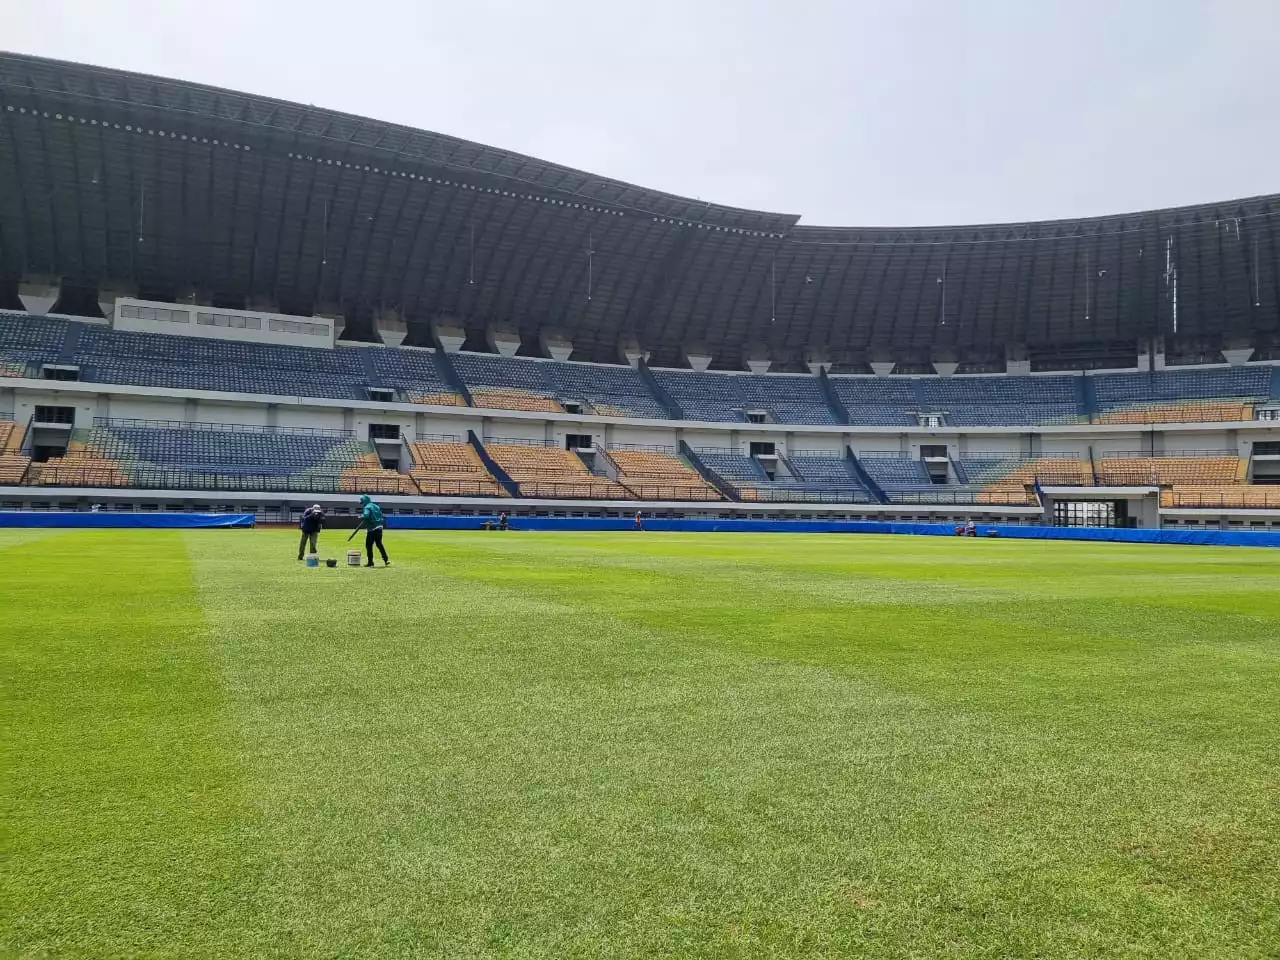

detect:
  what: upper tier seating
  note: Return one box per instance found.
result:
[485,443,630,499]
[407,441,502,497]
[1,311,1276,428]
[1093,367,1272,403]
[606,449,723,500]
[651,370,839,424]
[1095,400,1253,424]
[1095,456,1244,486]
[364,349,463,405]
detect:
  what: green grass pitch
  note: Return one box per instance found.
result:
[3,528,1279,959]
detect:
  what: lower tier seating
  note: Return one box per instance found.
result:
[486,443,630,499]
[1095,456,1244,486]
[407,442,502,497]
[1162,485,1280,508]
[340,452,417,495]
[607,449,723,500]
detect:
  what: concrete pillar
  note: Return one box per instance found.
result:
[806,347,831,375]
[18,280,60,315]
[488,325,521,357]
[541,330,574,362]
[375,308,407,348]
[686,352,713,373]
[432,319,466,352]
[97,281,136,323]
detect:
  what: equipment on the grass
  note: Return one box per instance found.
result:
[325,558,337,568]
[304,553,319,568]
[347,550,361,566]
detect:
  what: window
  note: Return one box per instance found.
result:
[1253,441,1280,456]
[746,410,768,424]
[920,444,949,459]
[565,434,593,450]
[366,387,395,403]
[121,303,189,323]
[749,441,776,457]
[1257,408,1280,421]
[269,318,328,337]
[33,405,75,425]
[562,401,583,415]
[41,364,80,382]
[368,423,401,441]
[197,311,262,330]
[919,414,945,428]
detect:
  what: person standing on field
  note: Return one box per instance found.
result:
[297,503,325,560]
[356,494,390,567]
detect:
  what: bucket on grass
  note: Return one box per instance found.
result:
[347,550,362,567]
[304,553,319,568]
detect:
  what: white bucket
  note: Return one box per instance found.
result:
[347,550,362,567]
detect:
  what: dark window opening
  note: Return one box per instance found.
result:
[368,423,401,441]
[33,405,75,425]
[565,434,593,450]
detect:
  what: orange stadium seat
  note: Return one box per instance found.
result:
[1095,456,1242,486]
[469,388,564,413]
[1161,485,1280,509]
[486,443,630,499]
[339,452,417,495]
[607,449,723,501]
[407,441,502,497]
[1096,400,1253,425]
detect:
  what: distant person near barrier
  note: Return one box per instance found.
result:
[349,494,390,567]
[635,510,644,531]
[498,511,509,531]
[297,503,325,560]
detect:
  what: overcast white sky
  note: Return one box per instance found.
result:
[5,0,1276,226]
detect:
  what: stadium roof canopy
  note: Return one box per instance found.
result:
[1,51,1277,367]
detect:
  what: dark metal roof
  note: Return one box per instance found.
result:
[1,51,1277,365]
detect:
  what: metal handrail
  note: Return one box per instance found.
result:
[93,417,353,438]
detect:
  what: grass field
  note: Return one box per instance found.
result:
[3,529,1279,959]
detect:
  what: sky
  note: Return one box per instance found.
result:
[4,0,1276,227]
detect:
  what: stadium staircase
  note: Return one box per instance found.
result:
[638,360,685,419]
[846,448,889,503]
[1081,373,1098,422]
[817,369,852,424]
[431,346,474,406]
[467,431,520,496]
[678,441,740,500]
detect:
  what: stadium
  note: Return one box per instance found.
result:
[3,50,1279,959]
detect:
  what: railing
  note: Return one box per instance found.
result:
[1164,490,1280,509]
[737,487,877,504]
[485,436,555,447]
[888,490,1037,506]
[93,417,354,438]
[607,442,677,453]
[32,465,354,492]
[788,449,845,459]
[855,450,910,458]
[1095,449,1239,458]
[411,433,463,443]
[690,446,739,456]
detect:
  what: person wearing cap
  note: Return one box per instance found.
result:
[356,494,390,567]
[297,503,325,560]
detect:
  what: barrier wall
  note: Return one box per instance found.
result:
[0,511,254,528]
[0,511,1275,546]
[387,515,1280,547]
